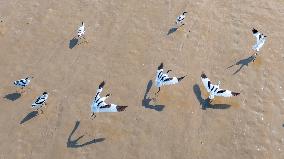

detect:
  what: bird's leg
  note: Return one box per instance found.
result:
[178,24,185,31]
[209,94,214,103]
[91,113,96,120]
[209,99,213,104]
[106,93,111,98]
[20,87,25,93]
[82,36,88,43]
[253,54,257,62]
[91,112,96,119]
[155,87,161,96]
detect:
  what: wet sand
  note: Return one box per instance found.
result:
[0,0,284,158]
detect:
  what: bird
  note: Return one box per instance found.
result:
[14,76,33,93]
[155,63,186,95]
[32,92,49,114]
[176,11,188,26]
[90,81,128,119]
[252,28,266,61]
[77,22,85,39]
[201,72,240,101]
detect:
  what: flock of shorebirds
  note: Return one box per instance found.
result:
[13,11,266,119]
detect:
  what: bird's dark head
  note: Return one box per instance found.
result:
[43,92,48,95]
[158,63,163,70]
[201,72,207,79]
[183,12,188,15]
[106,94,111,97]
[99,81,105,89]
[252,28,258,34]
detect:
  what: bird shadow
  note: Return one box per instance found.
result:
[67,121,105,148]
[69,37,78,49]
[193,84,231,110]
[227,55,255,75]
[20,111,38,124]
[167,27,178,35]
[142,80,165,111]
[3,92,21,101]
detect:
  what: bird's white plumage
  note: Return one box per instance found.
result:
[77,22,85,38]
[91,82,126,113]
[32,92,48,109]
[201,75,211,92]
[176,12,187,25]
[252,29,266,52]
[92,104,119,113]
[176,14,186,24]
[14,77,31,88]
[201,73,239,99]
[155,69,179,88]
[215,90,235,97]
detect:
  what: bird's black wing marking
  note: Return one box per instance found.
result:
[208,81,211,90]
[217,89,226,94]
[100,104,111,109]
[210,85,215,91]
[163,77,173,82]
[157,71,163,79]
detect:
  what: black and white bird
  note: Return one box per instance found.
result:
[252,28,266,52]
[14,76,33,92]
[77,22,85,39]
[155,63,186,94]
[201,72,240,100]
[176,11,187,26]
[32,92,48,113]
[90,81,128,119]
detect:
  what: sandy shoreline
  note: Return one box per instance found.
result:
[1,0,284,158]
